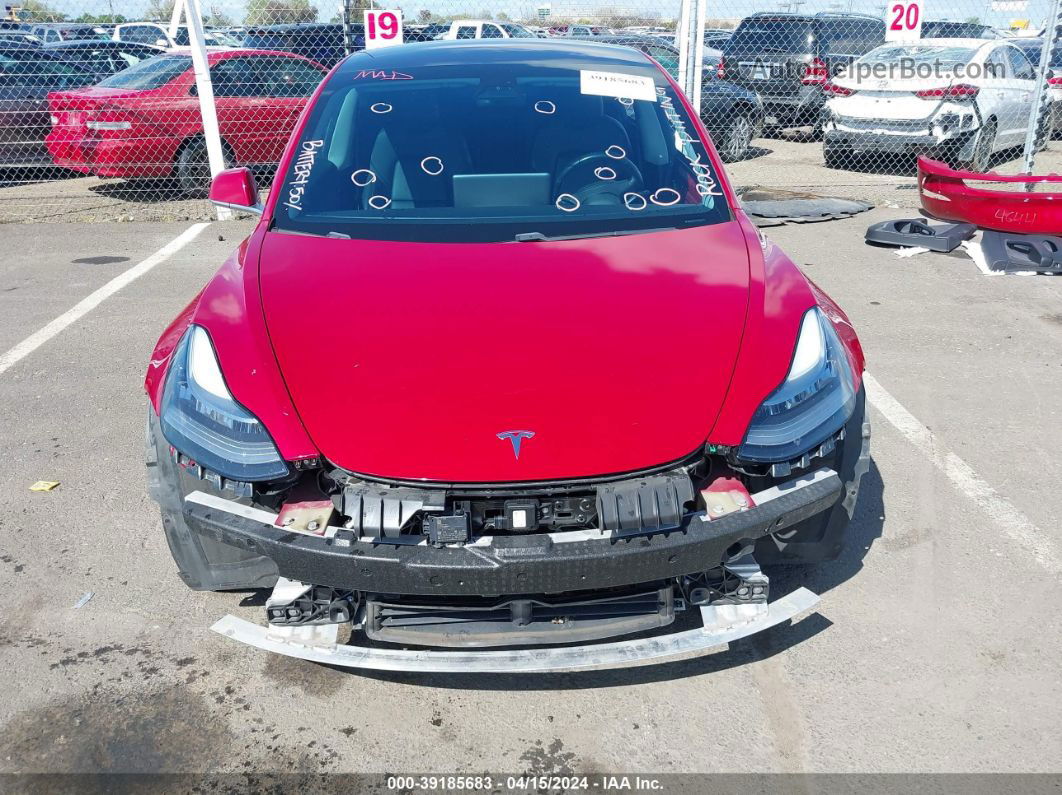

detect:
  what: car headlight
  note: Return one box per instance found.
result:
[160,325,289,481]
[736,307,856,463]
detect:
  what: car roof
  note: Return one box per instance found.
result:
[43,39,160,50]
[340,39,654,70]
[915,37,1002,48]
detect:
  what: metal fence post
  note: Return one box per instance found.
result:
[679,0,705,114]
[677,0,707,115]
[182,0,231,219]
[1021,0,1062,181]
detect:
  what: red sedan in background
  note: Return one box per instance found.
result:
[45,49,327,196]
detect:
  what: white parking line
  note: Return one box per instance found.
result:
[0,222,210,378]
[864,372,1061,575]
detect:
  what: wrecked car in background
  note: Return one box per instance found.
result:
[823,39,1044,171]
[145,40,870,673]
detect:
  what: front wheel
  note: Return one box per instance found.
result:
[719,113,755,162]
[175,137,231,198]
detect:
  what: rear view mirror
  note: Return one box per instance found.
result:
[209,167,263,215]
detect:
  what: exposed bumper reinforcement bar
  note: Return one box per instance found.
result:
[210,587,819,673]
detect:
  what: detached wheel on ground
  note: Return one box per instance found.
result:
[719,113,755,163]
[175,136,232,198]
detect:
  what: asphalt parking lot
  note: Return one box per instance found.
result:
[1,197,1060,778]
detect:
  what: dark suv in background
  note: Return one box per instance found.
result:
[720,12,884,134]
[242,23,364,67]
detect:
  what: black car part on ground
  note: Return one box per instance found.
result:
[147,386,870,595]
[864,219,977,253]
[980,231,1062,274]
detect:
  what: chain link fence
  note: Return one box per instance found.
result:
[0,0,1058,222]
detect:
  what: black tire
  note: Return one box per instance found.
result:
[174,136,231,199]
[146,406,278,591]
[719,112,755,163]
[955,118,996,172]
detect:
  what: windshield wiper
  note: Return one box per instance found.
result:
[514,227,675,243]
[273,228,350,240]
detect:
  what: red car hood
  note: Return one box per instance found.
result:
[258,222,752,482]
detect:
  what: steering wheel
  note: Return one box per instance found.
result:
[554,152,644,207]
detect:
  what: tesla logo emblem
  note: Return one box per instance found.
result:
[497,430,535,459]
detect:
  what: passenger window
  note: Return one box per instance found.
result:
[985,50,1008,80]
[211,58,259,97]
[1007,47,1036,80]
[456,26,476,40]
[481,25,503,39]
[262,57,324,97]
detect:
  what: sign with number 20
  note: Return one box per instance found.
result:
[364,10,403,50]
[885,0,923,42]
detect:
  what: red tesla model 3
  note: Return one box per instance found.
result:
[145,40,870,672]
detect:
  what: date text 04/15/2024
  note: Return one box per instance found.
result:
[385,775,665,791]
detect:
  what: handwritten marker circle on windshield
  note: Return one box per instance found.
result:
[368,195,391,210]
[605,145,626,160]
[351,169,376,187]
[370,102,392,114]
[555,193,581,213]
[420,156,444,176]
[594,166,617,181]
[650,188,681,206]
[624,192,647,211]
[534,100,556,115]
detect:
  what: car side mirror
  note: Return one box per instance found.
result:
[209,167,263,215]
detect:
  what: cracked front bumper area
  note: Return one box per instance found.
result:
[183,467,844,598]
[191,468,841,671]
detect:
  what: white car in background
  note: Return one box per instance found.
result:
[822,38,1042,171]
[112,22,238,48]
[442,20,537,40]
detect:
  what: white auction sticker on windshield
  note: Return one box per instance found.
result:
[579,70,657,103]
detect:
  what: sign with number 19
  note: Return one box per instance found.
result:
[364,10,403,50]
[885,0,924,42]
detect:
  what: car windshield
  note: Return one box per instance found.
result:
[272,54,730,243]
[96,54,190,89]
[727,18,813,52]
[501,24,535,38]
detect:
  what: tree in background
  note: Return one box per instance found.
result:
[144,0,176,23]
[75,13,129,23]
[246,0,319,26]
[20,0,67,21]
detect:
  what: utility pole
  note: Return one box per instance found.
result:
[1020,0,1062,185]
